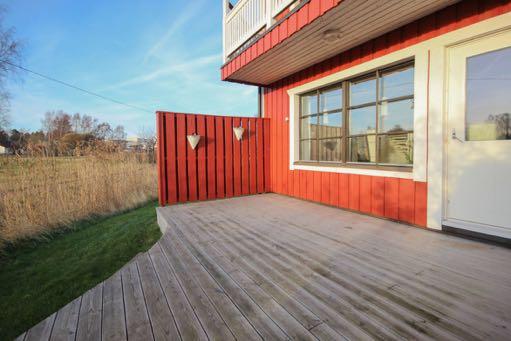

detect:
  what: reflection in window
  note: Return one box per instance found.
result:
[466,47,511,141]
[298,61,414,166]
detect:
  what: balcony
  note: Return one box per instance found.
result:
[221,0,460,85]
[223,0,300,62]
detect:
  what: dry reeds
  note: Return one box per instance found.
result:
[0,151,157,248]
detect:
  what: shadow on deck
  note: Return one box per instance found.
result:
[18,194,511,340]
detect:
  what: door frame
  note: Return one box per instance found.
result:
[442,27,511,240]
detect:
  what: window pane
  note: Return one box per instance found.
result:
[318,111,342,138]
[466,47,511,141]
[349,105,376,135]
[349,136,376,163]
[319,87,342,112]
[379,66,414,100]
[300,139,317,161]
[350,77,376,106]
[300,115,317,139]
[301,94,318,116]
[379,99,414,133]
[378,133,413,165]
[319,138,342,162]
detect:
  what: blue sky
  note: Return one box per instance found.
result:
[2,0,257,136]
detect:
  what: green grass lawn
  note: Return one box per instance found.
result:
[0,201,162,340]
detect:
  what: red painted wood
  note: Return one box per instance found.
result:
[329,173,339,207]
[384,178,399,220]
[371,176,385,217]
[156,112,166,206]
[215,117,225,198]
[263,119,271,192]
[196,115,207,201]
[320,172,330,205]
[256,119,264,193]
[313,171,322,203]
[165,113,178,204]
[224,117,234,197]
[241,117,250,195]
[233,117,242,196]
[348,174,360,211]
[298,170,306,200]
[414,181,428,227]
[249,118,257,194]
[176,114,188,203]
[398,178,416,224]
[206,116,217,199]
[359,175,372,214]
[339,173,349,208]
[306,171,314,201]
[186,115,198,202]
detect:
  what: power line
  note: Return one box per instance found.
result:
[3,60,154,114]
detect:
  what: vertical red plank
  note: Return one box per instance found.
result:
[206,115,216,199]
[348,174,360,211]
[233,117,242,196]
[312,172,321,203]
[248,118,257,194]
[216,116,225,198]
[359,175,372,214]
[186,115,198,202]
[196,115,207,201]
[299,170,306,200]
[339,173,349,208]
[320,172,330,205]
[293,170,300,198]
[156,112,166,206]
[176,114,188,202]
[414,181,428,227]
[263,119,271,192]
[371,176,385,217]
[398,178,415,224]
[241,117,250,195]
[384,178,399,220]
[309,0,321,22]
[329,173,339,207]
[276,84,284,195]
[256,119,264,193]
[306,171,314,201]
[165,113,178,204]
[224,117,234,197]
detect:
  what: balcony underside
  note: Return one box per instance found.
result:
[223,0,459,86]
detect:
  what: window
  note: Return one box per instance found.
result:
[465,47,511,141]
[298,61,414,167]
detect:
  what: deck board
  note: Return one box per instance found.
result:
[19,194,511,340]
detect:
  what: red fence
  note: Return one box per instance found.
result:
[156,112,270,205]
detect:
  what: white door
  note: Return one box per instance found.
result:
[445,30,511,239]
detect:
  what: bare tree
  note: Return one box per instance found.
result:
[112,125,126,140]
[0,6,22,128]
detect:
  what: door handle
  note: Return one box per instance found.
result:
[451,128,463,142]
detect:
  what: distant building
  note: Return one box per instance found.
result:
[0,145,9,155]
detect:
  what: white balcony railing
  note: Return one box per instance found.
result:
[223,0,297,62]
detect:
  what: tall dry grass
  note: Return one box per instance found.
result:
[0,152,157,248]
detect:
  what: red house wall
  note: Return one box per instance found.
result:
[157,112,270,206]
[264,0,511,227]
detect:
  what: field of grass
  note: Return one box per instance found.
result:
[0,201,162,340]
[0,153,157,248]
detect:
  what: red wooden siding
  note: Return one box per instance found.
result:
[222,0,511,82]
[157,112,270,205]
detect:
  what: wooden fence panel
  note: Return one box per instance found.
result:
[157,112,270,205]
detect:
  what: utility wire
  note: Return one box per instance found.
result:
[3,60,154,114]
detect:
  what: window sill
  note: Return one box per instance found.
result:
[291,161,414,179]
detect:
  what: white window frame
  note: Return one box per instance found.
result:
[288,50,429,181]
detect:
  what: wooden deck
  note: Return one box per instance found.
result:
[18,194,511,340]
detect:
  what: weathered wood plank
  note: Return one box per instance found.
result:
[137,251,181,341]
[24,313,56,341]
[149,243,208,341]
[159,234,236,341]
[121,260,153,341]
[76,284,102,341]
[102,271,126,341]
[49,297,81,341]
[162,229,262,340]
